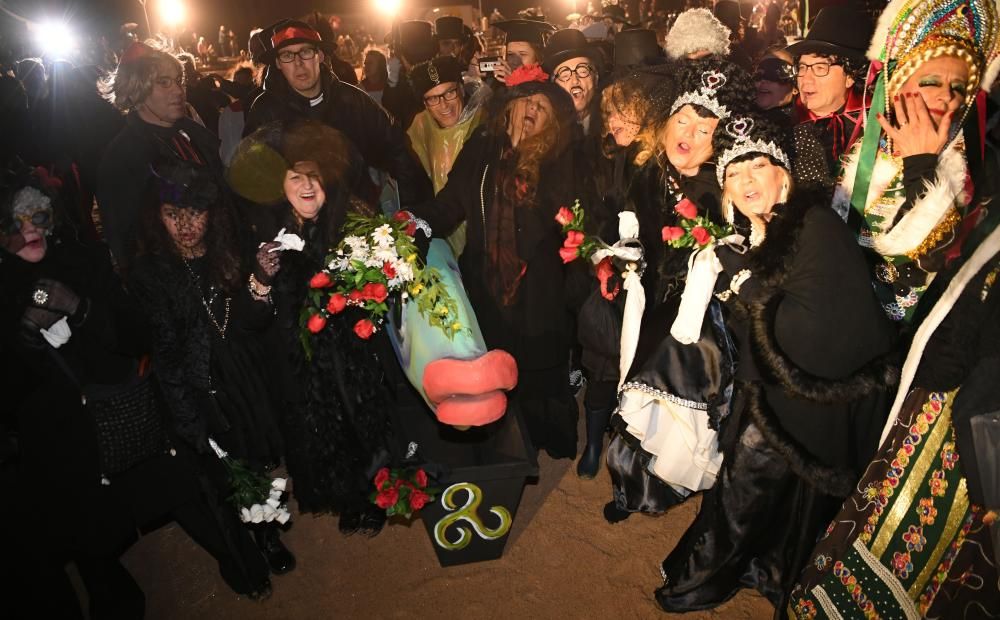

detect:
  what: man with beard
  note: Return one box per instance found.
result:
[245,20,430,207]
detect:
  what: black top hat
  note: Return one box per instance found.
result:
[540,29,601,74]
[409,56,464,97]
[517,9,547,22]
[399,20,436,64]
[713,0,745,31]
[785,6,874,60]
[494,20,556,47]
[260,19,334,63]
[613,28,663,68]
[602,5,633,25]
[435,16,468,41]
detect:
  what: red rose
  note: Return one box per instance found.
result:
[409,489,430,511]
[309,271,332,288]
[691,226,711,246]
[393,211,418,236]
[347,289,363,303]
[554,206,574,227]
[362,282,389,303]
[674,199,697,220]
[375,487,399,509]
[563,230,585,249]
[353,318,376,339]
[414,469,428,488]
[661,226,685,243]
[326,293,347,314]
[306,314,326,333]
[559,245,580,264]
[382,262,396,279]
[374,467,390,489]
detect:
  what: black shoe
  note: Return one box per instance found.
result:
[603,501,631,524]
[358,506,387,538]
[338,508,362,535]
[576,444,602,479]
[246,579,272,601]
[255,528,296,575]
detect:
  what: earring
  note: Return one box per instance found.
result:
[723,198,734,225]
[779,181,789,204]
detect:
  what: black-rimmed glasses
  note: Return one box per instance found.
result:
[277,47,319,64]
[795,61,842,78]
[424,86,460,107]
[554,63,594,82]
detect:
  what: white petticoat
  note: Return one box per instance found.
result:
[616,386,723,495]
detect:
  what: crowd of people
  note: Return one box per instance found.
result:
[2,0,1000,617]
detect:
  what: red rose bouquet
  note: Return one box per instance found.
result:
[554,200,607,264]
[370,466,440,519]
[300,212,462,351]
[661,198,732,249]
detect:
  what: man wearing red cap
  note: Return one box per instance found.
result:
[246,19,430,206]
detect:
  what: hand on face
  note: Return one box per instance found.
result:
[507,94,552,146]
[877,56,969,158]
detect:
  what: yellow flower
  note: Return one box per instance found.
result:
[407,253,417,263]
[435,304,449,316]
[410,284,424,295]
[451,322,462,331]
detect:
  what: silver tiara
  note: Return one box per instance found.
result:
[715,116,791,187]
[669,70,730,120]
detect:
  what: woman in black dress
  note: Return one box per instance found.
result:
[129,160,293,588]
[656,113,897,615]
[410,76,582,459]
[230,120,396,535]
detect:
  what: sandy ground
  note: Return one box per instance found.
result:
[123,413,775,620]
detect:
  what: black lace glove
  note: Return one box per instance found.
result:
[27,278,81,317]
[254,241,281,285]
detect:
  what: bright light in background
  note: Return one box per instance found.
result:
[158,0,186,27]
[32,21,77,57]
[374,0,402,18]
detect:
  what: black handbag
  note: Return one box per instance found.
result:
[50,351,170,476]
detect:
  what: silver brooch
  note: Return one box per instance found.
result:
[32,288,49,306]
[428,63,440,85]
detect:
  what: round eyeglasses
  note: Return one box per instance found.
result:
[554,63,595,82]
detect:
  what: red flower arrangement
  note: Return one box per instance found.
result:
[370,467,440,519]
[661,198,732,249]
[554,200,605,264]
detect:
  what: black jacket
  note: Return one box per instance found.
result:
[96,112,223,272]
[411,128,579,372]
[244,68,431,207]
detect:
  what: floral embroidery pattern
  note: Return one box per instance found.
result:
[794,598,818,619]
[902,524,926,553]
[814,554,832,571]
[833,561,880,619]
[940,441,959,471]
[861,394,944,543]
[918,497,938,526]
[918,509,978,615]
[892,551,914,579]
[929,470,948,497]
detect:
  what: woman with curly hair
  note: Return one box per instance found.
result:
[128,159,293,595]
[411,73,582,459]
[228,119,396,535]
[602,57,754,521]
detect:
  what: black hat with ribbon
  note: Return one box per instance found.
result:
[409,56,464,97]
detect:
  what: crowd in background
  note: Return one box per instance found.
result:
[2,0,1000,618]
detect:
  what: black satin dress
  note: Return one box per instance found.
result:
[606,161,736,515]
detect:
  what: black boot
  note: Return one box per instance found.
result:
[254,526,296,575]
[576,406,611,479]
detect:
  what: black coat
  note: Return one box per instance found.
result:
[244,68,431,208]
[1,240,198,557]
[411,128,579,372]
[96,112,223,271]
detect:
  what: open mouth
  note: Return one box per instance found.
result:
[299,190,317,201]
[570,86,585,100]
[675,141,691,155]
[744,190,761,202]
